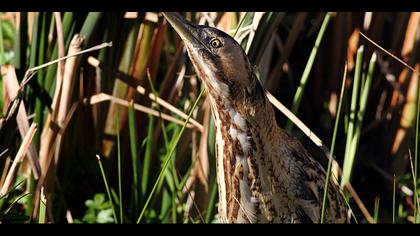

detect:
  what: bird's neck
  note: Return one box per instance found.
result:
[208,87,280,223]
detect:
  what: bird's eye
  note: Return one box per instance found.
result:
[210,38,222,48]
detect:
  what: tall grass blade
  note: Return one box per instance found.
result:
[128,100,139,210]
[45,12,75,95]
[373,197,380,223]
[286,12,332,131]
[415,63,420,223]
[136,88,206,223]
[79,12,102,46]
[341,45,364,188]
[232,12,250,38]
[342,50,376,189]
[393,174,396,224]
[141,115,155,198]
[116,111,123,224]
[95,154,118,223]
[0,18,6,65]
[146,71,180,222]
[235,12,255,47]
[13,13,28,77]
[346,52,376,186]
[205,178,218,223]
[248,12,284,65]
[321,63,347,223]
[0,18,4,113]
[28,13,40,147]
[38,187,46,223]
[171,187,176,223]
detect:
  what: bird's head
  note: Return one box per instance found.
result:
[163,12,263,108]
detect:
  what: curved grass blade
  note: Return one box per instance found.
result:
[136,88,205,223]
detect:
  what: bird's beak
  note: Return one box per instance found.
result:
[162,12,210,52]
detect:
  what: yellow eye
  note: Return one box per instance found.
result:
[210,38,222,48]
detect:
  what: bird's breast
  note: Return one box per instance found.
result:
[211,97,262,223]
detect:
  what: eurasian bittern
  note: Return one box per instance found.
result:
[163,12,349,223]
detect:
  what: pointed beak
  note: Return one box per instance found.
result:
[162,12,210,51]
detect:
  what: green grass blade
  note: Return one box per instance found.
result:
[29,13,39,68]
[2,192,31,217]
[414,60,420,223]
[321,63,347,223]
[45,12,76,94]
[342,191,358,223]
[34,12,49,126]
[393,174,396,224]
[171,186,177,223]
[373,197,380,223]
[342,50,376,191]
[248,12,284,65]
[147,72,170,150]
[0,19,5,110]
[340,45,364,188]
[44,42,58,94]
[141,115,155,198]
[235,12,255,49]
[205,178,218,223]
[28,13,40,147]
[95,154,118,223]
[286,12,332,131]
[158,188,171,222]
[136,88,206,224]
[79,12,102,47]
[128,100,139,209]
[38,188,46,224]
[358,53,376,113]
[0,179,25,201]
[116,111,123,223]
[110,188,119,208]
[146,71,181,216]
[44,12,75,95]
[0,18,6,65]
[232,12,250,38]
[0,61,3,114]
[45,12,75,93]
[345,52,376,188]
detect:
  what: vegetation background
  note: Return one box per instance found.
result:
[0,12,419,223]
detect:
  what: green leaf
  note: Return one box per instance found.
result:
[97,209,114,223]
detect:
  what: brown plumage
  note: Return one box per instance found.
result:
[163,12,349,223]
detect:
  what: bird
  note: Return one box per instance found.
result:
[163,12,349,223]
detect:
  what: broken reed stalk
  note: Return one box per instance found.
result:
[360,31,419,77]
[1,65,41,179]
[0,123,37,196]
[85,93,201,131]
[87,56,204,132]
